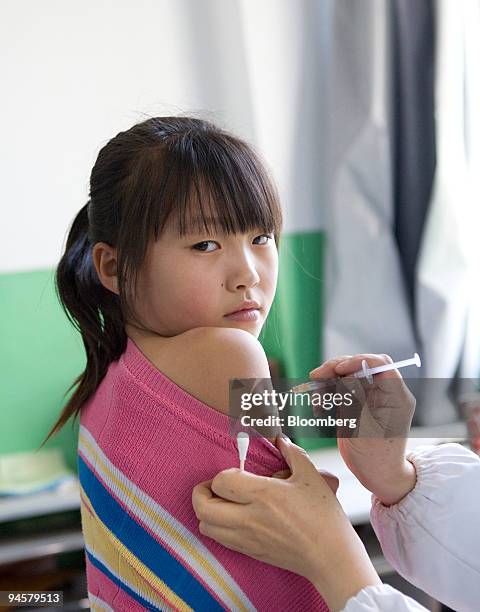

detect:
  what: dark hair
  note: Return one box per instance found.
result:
[44,115,283,442]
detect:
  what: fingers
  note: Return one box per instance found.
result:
[309,355,353,379]
[317,470,340,494]
[210,468,271,503]
[276,437,318,478]
[192,478,247,527]
[198,521,246,552]
[269,463,339,494]
[274,433,290,451]
[271,469,291,479]
[197,522,267,562]
[309,354,398,380]
[192,478,214,506]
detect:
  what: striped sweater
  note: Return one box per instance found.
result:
[78,336,329,611]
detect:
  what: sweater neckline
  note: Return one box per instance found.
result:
[121,336,286,466]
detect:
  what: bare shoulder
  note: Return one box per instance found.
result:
[179,326,270,377]
[161,327,271,415]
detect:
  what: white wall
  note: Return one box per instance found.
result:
[1,0,330,273]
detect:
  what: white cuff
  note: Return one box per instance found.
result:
[342,584,427,611]
[369,443,480,611]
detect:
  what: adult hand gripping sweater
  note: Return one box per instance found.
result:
[78,337,329,611]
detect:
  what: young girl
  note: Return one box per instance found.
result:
[47,116,329,611]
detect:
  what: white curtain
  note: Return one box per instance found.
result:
[321,0,418,364]
[416,0,480,379]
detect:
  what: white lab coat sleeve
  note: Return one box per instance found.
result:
[342,584,428,611]
[369,442,480,611]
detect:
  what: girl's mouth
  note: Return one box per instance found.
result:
[223,308,260,322]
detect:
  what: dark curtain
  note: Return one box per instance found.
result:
[390,0,436,339]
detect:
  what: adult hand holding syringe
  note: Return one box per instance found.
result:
[308,353,419,506]
[292,352,421,392]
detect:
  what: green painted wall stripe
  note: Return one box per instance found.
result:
[0,269,84,470]
[259,230,334,450]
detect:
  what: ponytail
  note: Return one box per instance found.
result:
[42,200,126,444]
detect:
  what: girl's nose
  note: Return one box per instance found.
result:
[226,258,260,291]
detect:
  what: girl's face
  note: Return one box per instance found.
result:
[128,212,279,339]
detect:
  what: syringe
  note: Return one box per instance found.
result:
[291,353,421,393]
[354,353,421,384]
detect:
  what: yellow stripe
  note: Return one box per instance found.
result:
[89,598,112,612]
[81,485,191,612]
[79,432,249,611]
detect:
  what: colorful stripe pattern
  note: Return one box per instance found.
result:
[79,425,256,611]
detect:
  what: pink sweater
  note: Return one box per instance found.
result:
[78,336,329,611]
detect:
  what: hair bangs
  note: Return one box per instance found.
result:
[149,131,283,241]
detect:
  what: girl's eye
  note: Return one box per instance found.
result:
[253,234,273,245]
[192,234,273,252]
[192,240,218,252]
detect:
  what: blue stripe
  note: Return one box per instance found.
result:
[79,455,224,612]
[86,548,159,611]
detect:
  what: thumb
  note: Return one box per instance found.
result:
[276,436,317,478]
[271,469,291,479]
[318,470,340,494]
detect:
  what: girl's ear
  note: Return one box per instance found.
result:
[92,242,119,295]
